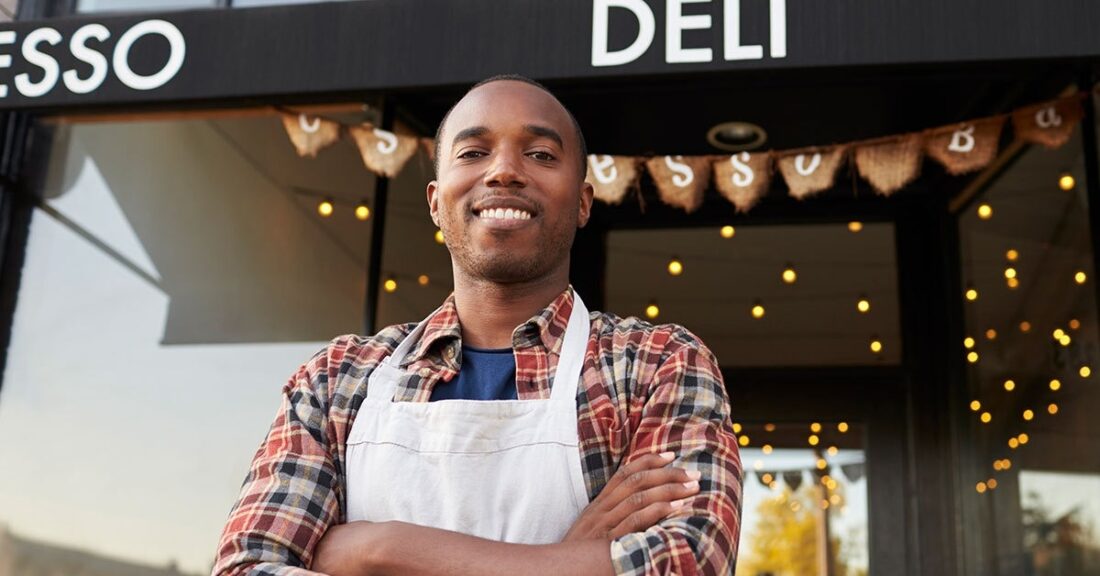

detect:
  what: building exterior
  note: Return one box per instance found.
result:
[0,1,1099,575]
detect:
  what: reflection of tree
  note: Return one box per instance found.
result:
[738,485,867,576]
[1022,490,1100,576]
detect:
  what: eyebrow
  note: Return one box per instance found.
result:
[451,126,489,148]
[524,124,564,149]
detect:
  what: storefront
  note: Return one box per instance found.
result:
[0,1,1099,575]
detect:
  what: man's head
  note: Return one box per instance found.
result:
[428,75,594,286]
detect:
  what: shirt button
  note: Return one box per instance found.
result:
[419,367,431,378]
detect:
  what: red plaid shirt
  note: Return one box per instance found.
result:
[213,287,742,575]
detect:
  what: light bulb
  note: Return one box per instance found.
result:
[645,303,660,319]
[782,265,797,284]
[355,202,371,221]
[848,221,863,233]
[720,225,736,239]
[964,337,975,349]
[667,259,684,276]
[1075,271,1088,284]
[1059,173,1076,191]
[1006,249,1019,261]
[417,274,430,286]
[1003,379,1015,392]
[317,199,334,217]
[977,204,993,220]
[383,278,397,293]
[751,302,765,319]
[965,288,979,301]
[434,229,445,244]
[857,297,871,313]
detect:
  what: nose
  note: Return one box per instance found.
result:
[483,149,528,189]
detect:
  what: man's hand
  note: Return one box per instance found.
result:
[563,451,700,542]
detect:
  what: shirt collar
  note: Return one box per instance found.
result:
[400,286,575,369]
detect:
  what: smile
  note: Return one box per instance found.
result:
[474,207,533,220]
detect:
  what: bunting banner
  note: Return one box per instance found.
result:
[840,463,865,483]
[854,134,924,196]
[586,155,641,205]
[713,151,773,213]
[923,117,1005,176]
[348,124,421,178]
[280,89,1094,213]
[782,470,805,492]
[777,146,848,200]
[1013,95,1085,149]
[645,155,712,213]
[281,113,342,158]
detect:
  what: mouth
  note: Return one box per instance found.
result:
[470,197,539,226]
[473,206,534,221]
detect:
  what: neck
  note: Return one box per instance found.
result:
[451,265,569,350]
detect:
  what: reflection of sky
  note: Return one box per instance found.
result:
[739,447,869,572]
[0,195,327,573]
[1020,470,1100,546]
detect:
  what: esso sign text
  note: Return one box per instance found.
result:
[0,19,185,98]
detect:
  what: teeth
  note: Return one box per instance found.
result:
[505,209,515,219]
[478,208,532,220]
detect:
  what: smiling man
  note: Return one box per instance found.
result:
[213,75,742,576]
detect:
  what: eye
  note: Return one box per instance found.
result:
[529,151,556,162]
[457,150,486,160]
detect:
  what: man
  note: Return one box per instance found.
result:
[213,75,742,576]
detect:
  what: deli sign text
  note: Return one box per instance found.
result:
[0,18,185,99]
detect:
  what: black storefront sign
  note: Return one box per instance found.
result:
[0,0,1097,109]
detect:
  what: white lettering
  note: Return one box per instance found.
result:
[1036,106,1063,129]
[299,114,321,134]
[113,19,185,91]
[794,153,821,176]
[374,128,398,154]
[14,27,61,98]
[723,0,761,61]
[666,0,712,64]
[0,31,14,98]
[589,154,618,184]
[591,0,655,67]
[665,155,695,187]
[948,125,976,153]
[769,0,787,58]
[62,24,110,95]
[729,152,754,187]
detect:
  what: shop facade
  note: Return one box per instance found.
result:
[0,1,1099,575]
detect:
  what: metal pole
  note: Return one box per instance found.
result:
[362,98,393,335]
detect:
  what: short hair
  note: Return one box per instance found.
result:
[433,74,588,178]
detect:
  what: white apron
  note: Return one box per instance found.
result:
[344,295,592,544]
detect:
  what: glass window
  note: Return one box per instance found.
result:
[605,223,901,367]
[736,422,869,576]
[957,109,1100,574]
[0,110,380,574]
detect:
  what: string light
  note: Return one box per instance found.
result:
[967,351,979,363]
[1053,328,1065,340]
[1059,173,1076,191]
[808,434,820,446]
[857,297,871,313]
[980,411,992,423]
[733,423,742,434]
[977,204,993,220]
[317,198,334,217]
[720,225,736,239]
[848,221,863,233]
[816,458,828,470]
[1003,379,1015,392]
[1080,365,1092,378]
[1017,433,1029,445]
[764,423,776,432]
[810,422,822,433]
[1070,319,1081,330]
[827,446,839,456]
[870,338,883,354]
[1049,379,1061,391]
[1020,321,1032,333]
[751,301,766,319]
[987,478,998,490]
[739,435,750,447]
[1075,271,1088,284]
[1007,277,1020,289]
[383,277,397,293]
[762,444,773,454]
[837,422,849,433]
[976,481,987,493]
[1048,403,1059,415]
[417,274,430,286]
[986,329,998,340]
[761,473,774,485]
[1006,249,1019,262]
[993,460,1003,471]
[1004,267,1017,279]
[435,229,445,244]
[969,400,981,412]
[1023,409,1034,421]
[667,258,684,276]
[781,264,797,284]
[645,302,660,320]
[1008,437,1019,449]
[1060,334,1072,346]
[1001,459,1012,470]
[963,337,975,349]
[355,201,371,221]
[965,287,979,301]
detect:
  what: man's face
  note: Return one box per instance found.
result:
[428,81,593,285]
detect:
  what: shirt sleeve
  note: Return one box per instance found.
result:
[609,334,743,576]
[211,343,342,576]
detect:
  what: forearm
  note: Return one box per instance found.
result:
[367,522,615,576]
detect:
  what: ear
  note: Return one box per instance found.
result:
[577,181,594,229]
[427,180,441,227]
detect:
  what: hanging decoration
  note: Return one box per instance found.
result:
[713,151,773,213]
[782,470,805,491]
[347,123,420,178]
[281,113,342,158]
[586,154,641,205]
[280,90,1093,213]
[644,155,712,213]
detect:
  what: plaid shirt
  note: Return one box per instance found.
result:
[213,287,742,576]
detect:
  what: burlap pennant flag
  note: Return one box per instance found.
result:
[1013,95,1084,149]
[645,155,711,213]
[712,151,773,213]
[924,117,1004,175]
[586,154,640,205]
[782,470,804,492]
[348,124,420,178]
[854,134,924,196]
[776,146,847,200]
[281,113,342,158]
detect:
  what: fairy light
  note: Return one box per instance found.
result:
[354,201,371,221]
[781,264,797,284]
[1007,277,1020,289]
[976,481,987,493]
[1048,403,1059,415]
[967,351,980,363]
[1049,379,1061,391]
[1070,319,1081,330]
[1020,321,1032,333]
[1009,437,1019,449]
[857,297,871,313]
[977,204,993,220]
[1059,173,1076,191]
[739,435,750,447]
[987,478,998,490]
[810,422,822,433]
[837,422,849,433]
[434,229,445,244]
[1004,267,1017,279]
[1080,365,1092,378]
[1023,409,1034,421]
[993,460,1003,471]
[1053,328,1066,340]
[964,337,975,349]
[645,302,660,320]
[751,301,766,319]
[966,287,979,301]
[870,339,884,354]
[417,274,430,286]
[986,329,998,340]
[1006,249,1019,262]
[667,258,684,276]
[720,225,736,239]
[383,278,397,293]
[1002,459,1012,470]
[970,400,981,412]
[1076,271,1088,284]
[808,434,820,446]
[816,458,828,470]
[827,446,839,456]
[733,423,742,434]
[762,444,773,454]
[1060,334,1072,346]
[317,199,334,217]
[1018,433,1029,445]
[980,412,992,423]
[1004,379,1015,392]
[764,423,776,432]
[848,221,863,233]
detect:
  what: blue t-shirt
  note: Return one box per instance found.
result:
[428,346,518,401]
